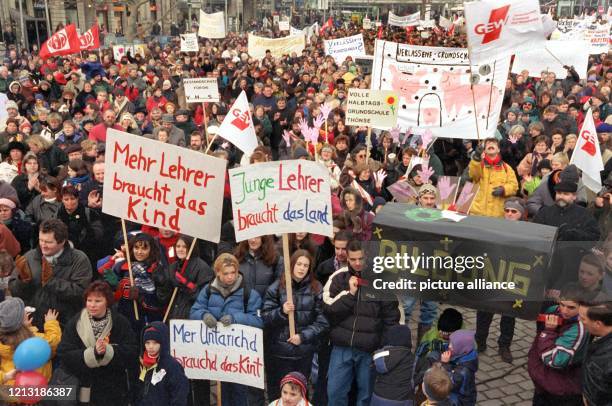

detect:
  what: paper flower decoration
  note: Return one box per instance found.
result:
[386,95,397,114]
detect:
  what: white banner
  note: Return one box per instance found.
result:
[324,34,366,64]
[552,19,586,40]
[278,21,290,31]
[248,34,305,59]
[388,11,420,27]
[170,320,264,389]
[198,11,226,38]
[465,0,546,64]
[103,129,226,242]
[229,160,333,242]
[511,40,589,78]
[371,40,509,139]
[180,33,199,52]
[183,78,220,103]
[346,89,399,129]
[289,23,318,43]
[363,18,372,30]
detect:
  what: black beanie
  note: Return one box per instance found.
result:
[437,308,463,334]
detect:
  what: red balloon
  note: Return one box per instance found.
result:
[13,371,48,404]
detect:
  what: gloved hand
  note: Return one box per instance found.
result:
[102,268,119,286]
[121,284,139,301]
[491,186,505,197]
[472,145,484,162]
[203,313,217,328]
[219,315,233,326]
[174,272,196,292]
[15,255,32,282]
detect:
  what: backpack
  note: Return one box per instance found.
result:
[206,280,252,313]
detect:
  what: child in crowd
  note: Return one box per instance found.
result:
[268,371,312,406]
[420,364,452,406]
[438,330,478,406]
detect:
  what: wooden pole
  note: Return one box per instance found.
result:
[216,380,222,405]
[366,127,372,163]
[202,101,209,147]
[204,134,218,154]
[281,234,296,336]
[121,219,139,321]
[324,118,329,144]
[163,238,198,323]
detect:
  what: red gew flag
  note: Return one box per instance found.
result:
[377,24,383,39]
[40,24,80,59]
[79,24,100,51]
[320,17,333,34]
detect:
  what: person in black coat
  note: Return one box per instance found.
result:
[136,321,189,406]
[11,152,42,209]
[262,249,329,401]
[56,281,139,406]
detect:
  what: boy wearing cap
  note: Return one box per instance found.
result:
[268,371,311,406]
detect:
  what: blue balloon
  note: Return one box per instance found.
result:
[13,337,51,371]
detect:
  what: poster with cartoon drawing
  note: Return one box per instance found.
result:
[371,40,510,140]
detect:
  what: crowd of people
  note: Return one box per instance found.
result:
[0,12,610,406]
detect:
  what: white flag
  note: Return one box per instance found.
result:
[217,91,258,155]
[570,109,604,192]
[199,11,226,38]
[464,0,547,64]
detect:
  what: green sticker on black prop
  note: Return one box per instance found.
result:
[404,207,443,222]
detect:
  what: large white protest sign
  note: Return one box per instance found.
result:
[183,78,220,103]
[371,40,509,139]
[346,89,399,129]
[582,23,611,53]
[248,34,305,59]
[465,0,546,64]
[180,33,199,52]
[363,18,372,30]
[388,11,420,27]
[324,34,366,64]
[113,45,134,61]
[198,11,226,38]
[103,129,226,242]
[552,19,586,40]
[279,20,290,31]
[511,40,589,78]
[289,23,318,43]
[229,160,333,242]
[170,320,264,389]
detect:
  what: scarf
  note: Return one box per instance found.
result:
[89,311,111,339]
[483,154,502,168]
[66,174,90,186]
[132,261,156,293]
[142,351,158,368]
[211,273,243,298]
[77,308,113,348]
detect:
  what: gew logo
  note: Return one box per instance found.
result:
[474,5,511,44]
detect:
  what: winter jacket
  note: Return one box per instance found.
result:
[4,212,33,254]
[56,204,104,257]
[238,251,283,298]
[136,322,189,406]
[25,195,61,224]
[371,346,415,403]
[527,171,588,217]
[0,319,61,385]
[582,332,612,406]
[468,157,519,218]
[57,309,138,405]
[151,125,186,147]
[10,245,93,328]
[11,173,39,208]
[38,145,68,177]
[156,257,214,320]
[443,350,478,406]
[262,278,329,359]
[189,275,263,328]
[527,305,588,396]
[323,266,400,353]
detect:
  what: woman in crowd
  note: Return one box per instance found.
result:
[234,235,283,298]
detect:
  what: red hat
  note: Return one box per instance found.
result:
[53,72,67,85]
[279,372,307,399]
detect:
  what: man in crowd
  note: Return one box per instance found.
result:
[579,301,612,405]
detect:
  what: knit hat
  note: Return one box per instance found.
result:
[449,330,475,356]
[5,100,18,110]
[555,164,579,192]
[64,144,83,154]
[143,324,164,343]
[293,146,310,160]
[437,308,463,339]
[523,97,535,106]
[555,179,578,193]
[537,159,552,172]
[418,183,438,198]
[504,197,526,216]
[0,297,25,333]
[596,123,612,133]
[279,372,307,399]
[161,114,175,123]
[0,198,16,210]
[383,324,412,349]
[6,141,27,155]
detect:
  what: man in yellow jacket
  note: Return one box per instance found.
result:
[468,138,519,218]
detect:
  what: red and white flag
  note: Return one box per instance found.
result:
[571,109,604,192]
[464,0,546,64]
[217,91,258,155]
[320,17,333,35]
[39,24,80,59]
[79,24,100,51]
[377,24,383,39]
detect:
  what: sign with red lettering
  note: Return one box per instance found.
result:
[102,129,226,242]
[229,160,333,241]
[170,320,264,388]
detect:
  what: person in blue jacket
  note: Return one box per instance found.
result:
[434,330,478,406]
[136,321,189,406]
[190,253,263,406]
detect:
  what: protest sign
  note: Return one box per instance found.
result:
[454,182,480,214]
[102,129,226,242]
[133,44,147,57]
[248,34,305,59]
[113,45,134,61]
[363,203,558,320]
[170,320,264,388]
[183,78,220,103]
[324,34,366,64]
[554,19,585,40]
[345,89,399,129]
[371,40,509,139]
[388,11,420,27]
[387,181,418,203]
[228,160,333,242]
[511,40,589,78]
[180,33,199,52]
[582,23,611,53]
[436,176,460,210]
[290,26,302,37]
[289,23,318,43]
[363,18,372,30]
[198,11,226,38]
[279,20,290,31]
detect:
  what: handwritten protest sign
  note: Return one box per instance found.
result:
[198,11,226,38]
[363,18,372,30]
[248,34,305,59]
[112,45,134,61]
[324,34,366,64]
[180,33,199,52]
[346,89,399,129]
[229,160,333,242]
[183,78,220,103]
[582,23,611,53]
[103,129,226,242]
[170,320,264,388]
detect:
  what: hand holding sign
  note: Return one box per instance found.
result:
[417,164,434,184]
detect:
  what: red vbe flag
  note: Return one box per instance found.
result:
[39,24,80,59]
[79,24,100,51]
